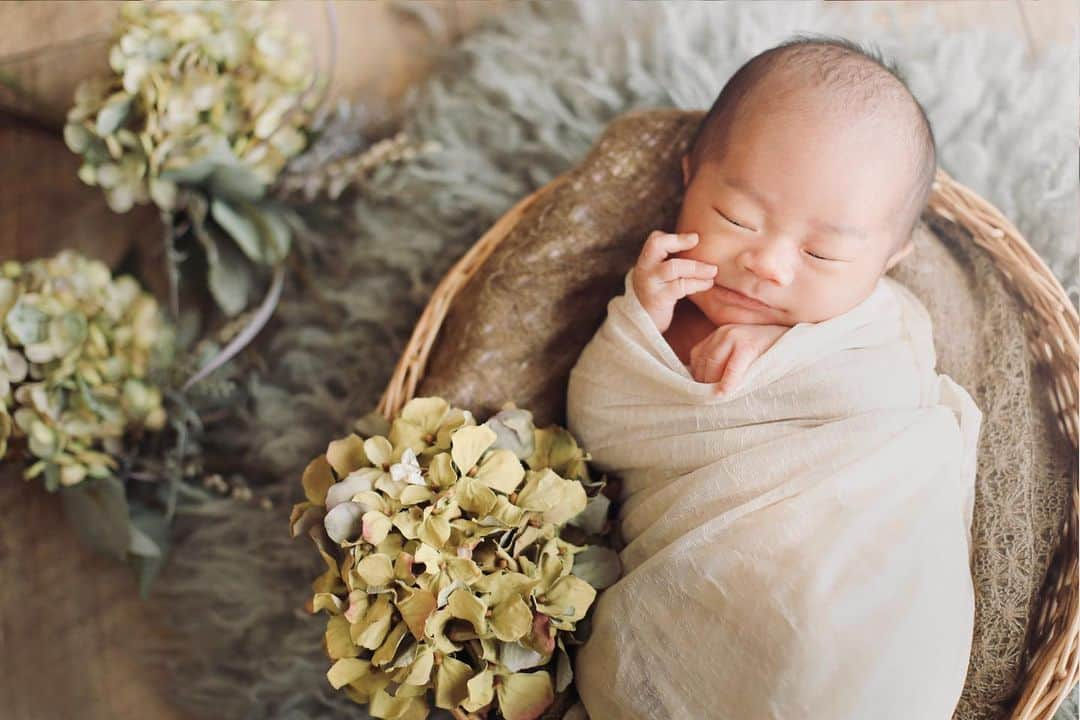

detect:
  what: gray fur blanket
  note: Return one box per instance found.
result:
[150,2,1079,719]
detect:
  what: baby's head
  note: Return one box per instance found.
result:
[675,36,936,327]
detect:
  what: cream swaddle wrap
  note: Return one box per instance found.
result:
[566,268,982,720]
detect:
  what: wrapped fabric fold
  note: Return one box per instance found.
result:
[566,268,981,720]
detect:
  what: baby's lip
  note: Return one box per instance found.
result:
[716,283,776,310]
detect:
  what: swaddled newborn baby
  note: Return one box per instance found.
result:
[567,37,983,719]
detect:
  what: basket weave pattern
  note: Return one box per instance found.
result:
[378,166,1078,720]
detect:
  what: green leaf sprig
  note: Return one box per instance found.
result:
[63,0,319,317]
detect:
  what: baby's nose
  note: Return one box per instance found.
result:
[738,241,796,285]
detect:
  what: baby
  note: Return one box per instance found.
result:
[568,36,982,720]
[634,36,935,394]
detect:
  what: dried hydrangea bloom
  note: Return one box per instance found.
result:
[62,1,319,317]
[64,0,317,215]
[291,398,622,720]
[0,251,169,489]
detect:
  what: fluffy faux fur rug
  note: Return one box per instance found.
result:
[150,2,1079,719]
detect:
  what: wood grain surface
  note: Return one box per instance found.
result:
[0,466,189,720]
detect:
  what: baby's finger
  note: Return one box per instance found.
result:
[659,258,718,283]
[639,231,699,267]
[690,338,730,384]
[658,276,716,303]
[714,345,755,395]
[696,353,730,385]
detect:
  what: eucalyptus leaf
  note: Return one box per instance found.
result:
[129,519,164,557]
[211,197,264,263]
[190,206,254,317]
[207,162,268,203]
[60,476,131,561]
[129,506,170,598]
[251,203,292,264]
[159,134,234,184]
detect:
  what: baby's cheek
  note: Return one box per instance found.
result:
[678,235,728,265]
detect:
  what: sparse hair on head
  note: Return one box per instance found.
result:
[686,34,937,252]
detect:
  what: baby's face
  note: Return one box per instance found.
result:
[674,101,914,327]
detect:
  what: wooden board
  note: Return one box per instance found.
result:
[0,466,191,720]
[0,0,505,129]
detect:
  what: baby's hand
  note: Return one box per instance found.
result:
[689,323,789,395]
[632,231,718,333]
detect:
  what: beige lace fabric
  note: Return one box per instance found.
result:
[891,216,1075,719]
[417,110,1076,719]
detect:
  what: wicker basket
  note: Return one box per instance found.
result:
[377,167,1079,720]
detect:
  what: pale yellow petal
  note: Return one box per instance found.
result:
[402,644,435,686]
[462,667,494,712]
[401,396,449,430]
[362,510,393,545]
[434,655,473,710]
[490,594,533,642]
[450,424,497,474]
[326,433,368,477]
[474,448,524,494]
[370,620,409,668]
[327,658,370,689]
[312,592,344,615]
[424,607,463,655]
[455,475,497,516]
[325,614,359,660]
[537,575,596,623]
[397,587,437,641]
[363,435,394,467]
[355,596,394,650]
[496,670,555,720]
[369,687,428,720]
[302,455,335,504]
[417,512,451,548]
[427,452,458,489]
[447,588,488,635]
[355,553,395,588]
[398,485,434,506]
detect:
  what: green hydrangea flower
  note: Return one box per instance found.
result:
[63,1,320,317]
[64,0,317,215]
[0,251,170,490]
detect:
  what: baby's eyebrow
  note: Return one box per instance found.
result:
[723,177,771,208]
[723,176,868,244]
[809,217,868,243]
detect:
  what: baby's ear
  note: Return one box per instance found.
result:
[885,239,915,271]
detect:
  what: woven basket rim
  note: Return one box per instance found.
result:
[377,129,1079,720]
